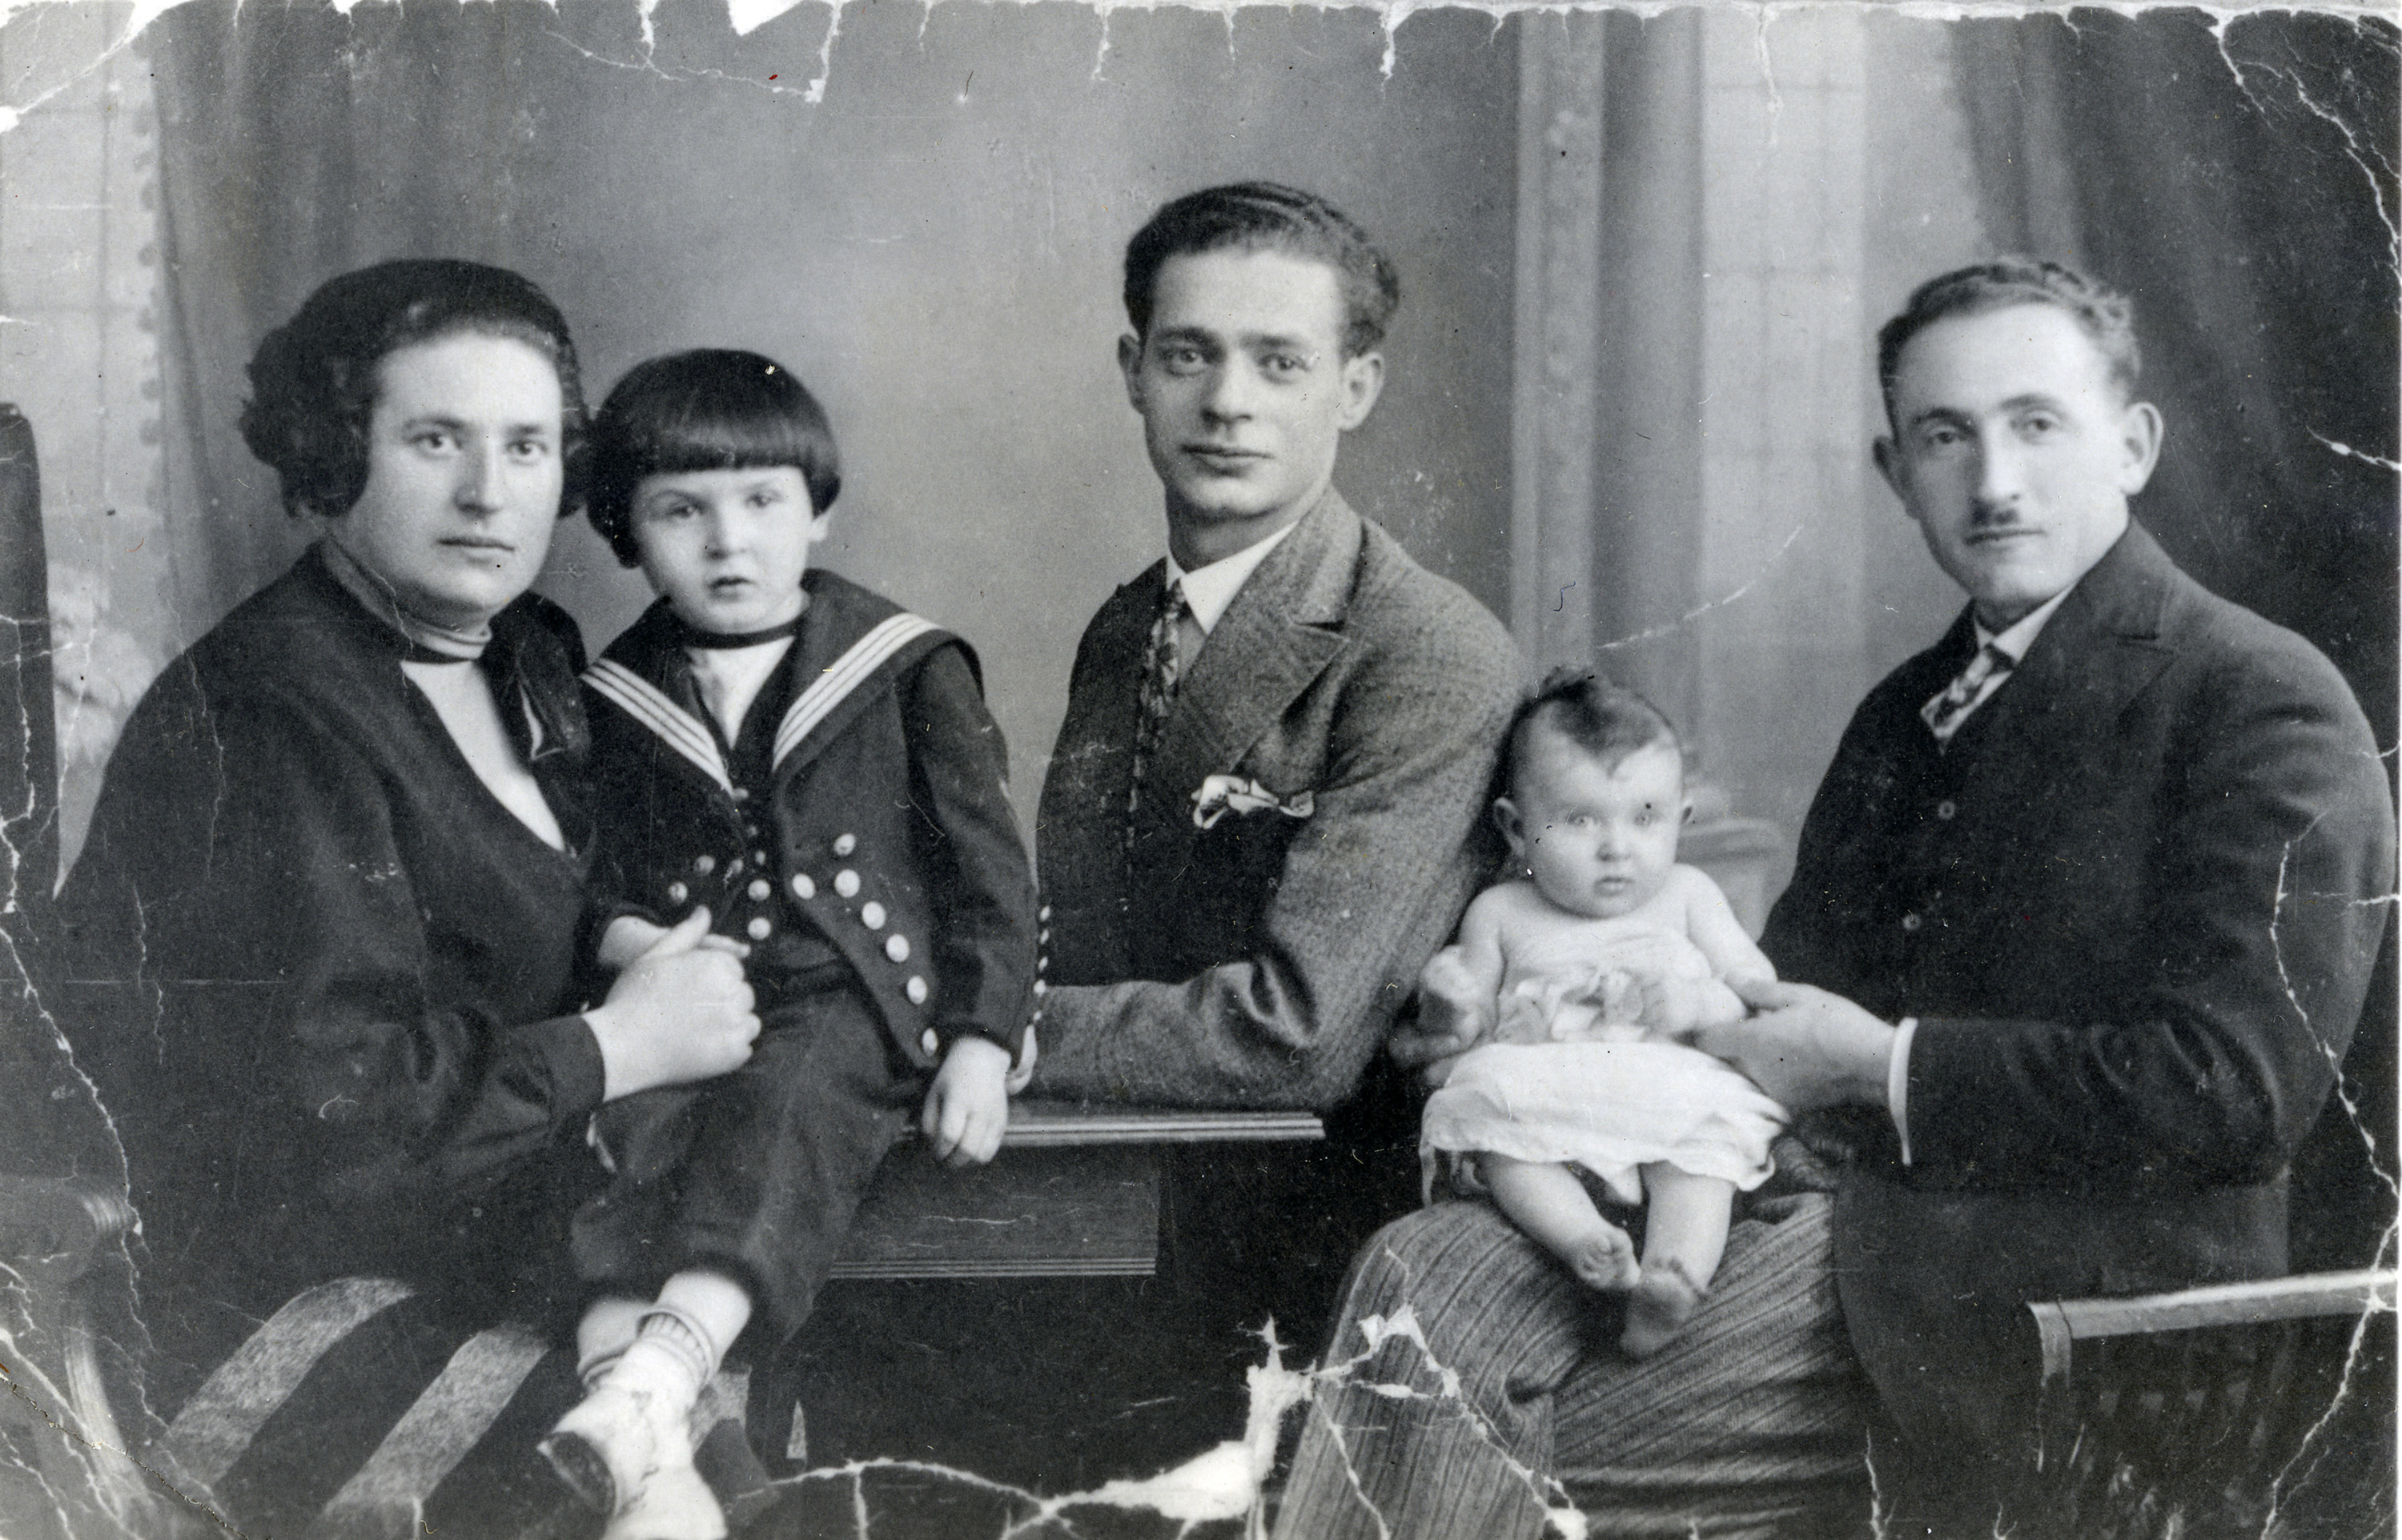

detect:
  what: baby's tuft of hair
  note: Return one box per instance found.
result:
[588,349,842,567]
[1505,668,1682,796]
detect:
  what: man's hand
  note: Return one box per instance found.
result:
[1690,978,1896,1112]
[924,1036,1012,1168]
[1387,946,1494,1088]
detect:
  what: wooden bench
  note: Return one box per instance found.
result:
[833,1101,1324,1279]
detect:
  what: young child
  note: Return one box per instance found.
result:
[550,350,1038,1537]
[1418,670,1786,1358]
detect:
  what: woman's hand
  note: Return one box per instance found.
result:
[584,908,760,1099]
[922,1037,1011,1169]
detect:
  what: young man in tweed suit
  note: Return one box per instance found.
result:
[1025,184,1523,1404]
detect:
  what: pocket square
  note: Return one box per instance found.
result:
[1191,774,1315,829]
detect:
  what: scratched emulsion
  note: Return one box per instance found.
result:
[0,1,2395,1536]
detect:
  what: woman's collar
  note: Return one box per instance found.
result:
[317,536,494,663]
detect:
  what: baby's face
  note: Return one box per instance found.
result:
[1497,732,1687,920]
[631,465,827,634]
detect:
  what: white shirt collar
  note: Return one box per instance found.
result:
[1974,586,2071,665]
[1165,520,1299,636]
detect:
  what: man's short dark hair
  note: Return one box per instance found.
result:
[1123,182,1401,359]
[587,349,843,568]
[1504,668,1682,796]
[1877,259,2142,429]
[239,259,588,521]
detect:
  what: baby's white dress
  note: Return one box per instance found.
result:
[1420,915,1786,1206]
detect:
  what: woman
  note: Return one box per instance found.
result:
[54,260,759,1537]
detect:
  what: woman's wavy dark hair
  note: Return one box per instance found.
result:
[238,259,589,521]
[585,349,842,568]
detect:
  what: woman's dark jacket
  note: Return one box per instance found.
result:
[54,546,605,1385]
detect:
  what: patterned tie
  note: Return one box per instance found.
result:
[1921,640,2017,744]
[1127,579,1190,848]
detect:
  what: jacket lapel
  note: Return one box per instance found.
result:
[1135,492,1356,859]
[1064,568,1162,822]
[1035,568,1159,985]
[1947,523,2175,765]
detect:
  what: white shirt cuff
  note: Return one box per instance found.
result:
[1887,1017,1918,1165]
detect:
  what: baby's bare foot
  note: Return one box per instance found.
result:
[1620,1258,1706,1358]
[1561,1221,1640,1293]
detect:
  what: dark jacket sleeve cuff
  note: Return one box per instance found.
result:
[523,1013,609,1127]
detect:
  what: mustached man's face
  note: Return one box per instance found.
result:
[1119,248,1384,568]
[1876,303,2160,629]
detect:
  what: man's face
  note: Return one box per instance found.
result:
[1119,248,1384,565]
[1876,303,2161,628]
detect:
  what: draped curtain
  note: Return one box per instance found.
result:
[1953,10,2399,746]
[152,0,574,632]
[1954,10,2399,1271]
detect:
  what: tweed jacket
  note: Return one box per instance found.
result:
[54,546,605,1372]
[1760,523,2395,1442]
[1030,490,1523,1110]
[583,572,1037,1069]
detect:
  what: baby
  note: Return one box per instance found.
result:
[1420,670,1786,1358]
[550,350,1037,1537]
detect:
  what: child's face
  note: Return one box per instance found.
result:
[1496,730,1689,920]
[630,466,828,633]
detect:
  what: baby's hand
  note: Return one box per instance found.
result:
[1417,947,1496,1045]
[596,913,749,973]
[1392,947,1496,1087]
[923,1036,1012,1168]
[1637,973,1748,1041]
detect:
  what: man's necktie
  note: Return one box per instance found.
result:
[1921,640,2017,744]
[1127,579,1190,847]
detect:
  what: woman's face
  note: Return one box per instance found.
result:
[331,331,566,629]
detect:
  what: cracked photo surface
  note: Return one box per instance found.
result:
[0,1,2394,1536]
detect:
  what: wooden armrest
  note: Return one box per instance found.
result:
[0,1176,133,1287]
[1000,1101,1324,1147]
[2027,1269,2396,1383]
[842,1105,1324,1279]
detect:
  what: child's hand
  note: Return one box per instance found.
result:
[597,916,668,972]
[597,913,749,973]
[922,1036,1011,1169]
[1396,946,1496,1084]
[1637,973,1747,1041]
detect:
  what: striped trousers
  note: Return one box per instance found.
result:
[1274,1193,1874,1538]
[127,1278,765,1539]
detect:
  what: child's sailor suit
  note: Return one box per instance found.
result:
[575,570,1038,1338]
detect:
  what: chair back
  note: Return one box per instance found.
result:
[0,403,58,920]
[2021,1270,2397,1537]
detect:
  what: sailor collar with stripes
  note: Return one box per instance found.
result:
[584,587,948,798]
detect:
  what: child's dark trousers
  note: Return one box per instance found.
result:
[569,969,918,1341]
